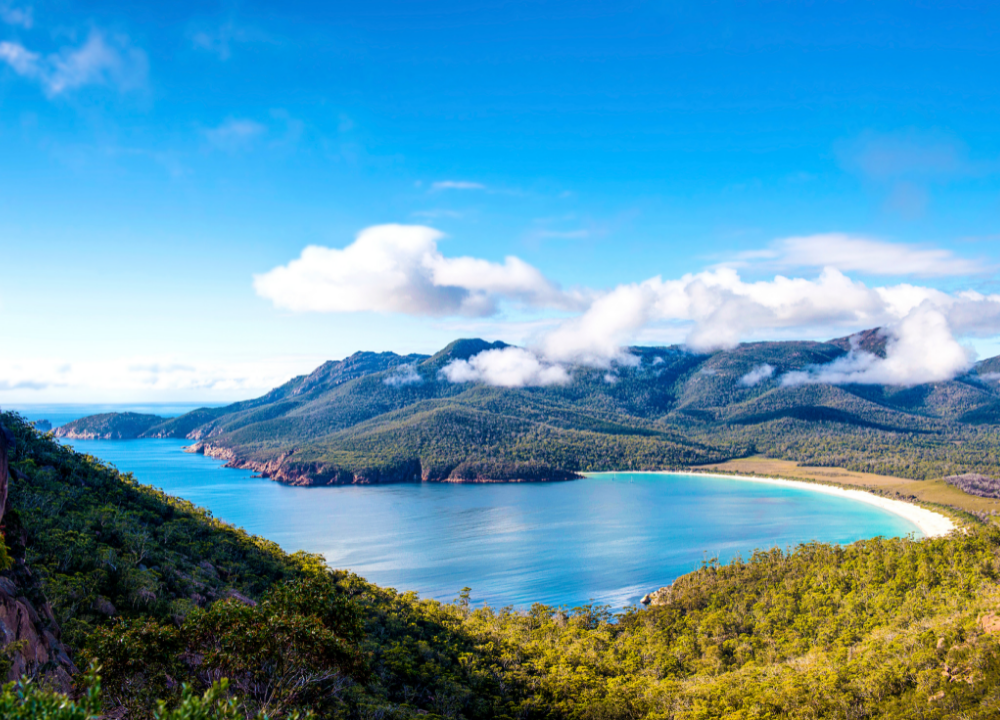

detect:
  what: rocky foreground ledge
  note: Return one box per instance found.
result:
[185,441,582,485]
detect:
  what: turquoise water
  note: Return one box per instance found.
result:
[54,436,920,610]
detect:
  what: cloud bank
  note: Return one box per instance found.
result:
[257,224,1000,388]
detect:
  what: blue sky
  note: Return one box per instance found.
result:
[3,0,1000,401]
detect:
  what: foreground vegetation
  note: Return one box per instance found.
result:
[6,411,1000,718]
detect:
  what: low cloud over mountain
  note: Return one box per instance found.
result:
[257,225,1000,388]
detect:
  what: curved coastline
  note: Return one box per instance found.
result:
[585,470,956,539]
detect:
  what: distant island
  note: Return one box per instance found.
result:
[56,332,1000,486]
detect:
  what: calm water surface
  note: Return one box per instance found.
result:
[50,437,919,610]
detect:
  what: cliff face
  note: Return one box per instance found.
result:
[0,416,76,689]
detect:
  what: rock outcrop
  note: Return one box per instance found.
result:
[0,414,77,688]
[640,584,674,606]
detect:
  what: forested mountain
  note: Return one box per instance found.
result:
[58,335,1000,483]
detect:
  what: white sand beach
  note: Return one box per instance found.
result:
[588,471,957,538]
[687,472,957,538]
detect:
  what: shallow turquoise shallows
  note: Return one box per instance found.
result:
[58,437,921,610]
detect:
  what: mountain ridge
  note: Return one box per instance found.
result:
[56,334,1000,484]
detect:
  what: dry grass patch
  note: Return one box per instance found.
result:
[692,456,1000,517]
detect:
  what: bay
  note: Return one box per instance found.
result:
[57,441,919,611]
[10,404,921,610]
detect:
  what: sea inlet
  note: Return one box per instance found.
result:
[55,436,920,610]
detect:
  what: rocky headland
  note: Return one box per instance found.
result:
[54,411,166,440]
[186,441,581,485]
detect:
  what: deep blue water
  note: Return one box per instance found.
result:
[11,404,921,610]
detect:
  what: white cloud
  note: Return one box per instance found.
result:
[442,347,570,387]
[742,234,984,277]
[204,118,266,151]
[739,364,774,387]
[255,224,582,317]
[255,224,1000,390]
[443,267,1000,388]
[544,267,884,361]
[384,364,422,387]
[782,307,973,386]
[0,40,38,74]
[540,281,656,367]
[0,31,147,96]
[431,181,486,191]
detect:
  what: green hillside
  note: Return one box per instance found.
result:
[59,336,1000,483]
[53,412,167,440]
[7,411,1000,719]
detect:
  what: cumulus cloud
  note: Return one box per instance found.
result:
[444,268,1000,387]
[540,267,884,361]
[739,364,775,387]
[742,234,984,277]
[441,347,570,387]
[255,224,582,317]
[783,307,973,386]
[0,30,147,96]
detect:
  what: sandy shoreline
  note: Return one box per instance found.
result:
[585,470,956,539]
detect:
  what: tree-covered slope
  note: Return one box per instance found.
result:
[53,412,167,440]
[57,335,1000,483]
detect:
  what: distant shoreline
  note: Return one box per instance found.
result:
[585,470,956,539]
